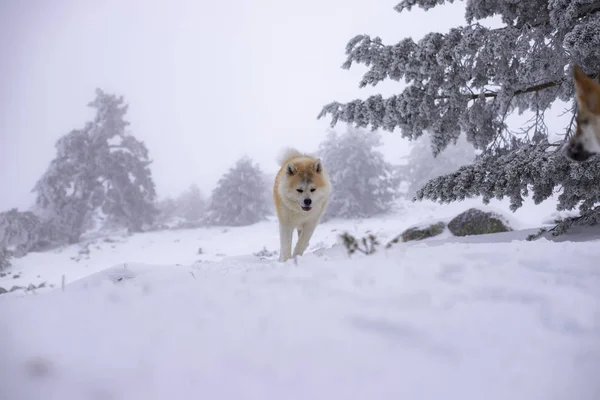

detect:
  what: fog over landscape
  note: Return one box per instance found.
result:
[0,0,471,211]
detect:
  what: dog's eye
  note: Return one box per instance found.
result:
[310,188,316,192]
[581,117,590,125]
[297,189,303,193]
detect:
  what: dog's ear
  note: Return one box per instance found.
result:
[574,64,600,112]
[286,163,297,175]
[313,158,322,173]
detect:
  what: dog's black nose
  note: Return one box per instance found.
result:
[304,198,312,206]
[565,142,592,162]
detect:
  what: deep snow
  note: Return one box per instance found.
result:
[1,198,599,399]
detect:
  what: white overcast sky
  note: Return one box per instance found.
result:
[0,0,470,210]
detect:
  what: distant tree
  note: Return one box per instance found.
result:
[205,157,271,226]
[318,126,401,220]
[0,209,43,256]
[0,246,10,270]
[154,197,179,226]
[33,89,157,243]
[401,134,476,199]
[174,184,206,222]
[318,0,600,234]
[0,208,62,264]
[152,186,206,229]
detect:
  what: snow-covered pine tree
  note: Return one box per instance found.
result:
[318,0,600,234]
[318,126,401,220]
[175,184,206,223]
[401,134,476,199]
[33,89,157,243]
[205,157,271,226]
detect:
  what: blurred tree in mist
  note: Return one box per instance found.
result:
[401,134,476,199]
[0,208,63,266]
[155,184,207,228]
[33,89,157,243]
[205,156,271,226]
[318,0,600,234]
[318,125,401,220]
[175,184,206,223]
[155,197,179,226]
[0,209,43,256]
[0,246,10,270]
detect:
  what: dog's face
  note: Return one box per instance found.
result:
[565,65,600,162]
[280,157,329,212]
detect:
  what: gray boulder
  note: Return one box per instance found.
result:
[386,221,446,247]
[448,208,511,237]
[401,222,446,242]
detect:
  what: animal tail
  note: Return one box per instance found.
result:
[277,147,305,166]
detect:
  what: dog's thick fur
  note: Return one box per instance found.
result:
[565,64,600,162]
[273,148,331,262]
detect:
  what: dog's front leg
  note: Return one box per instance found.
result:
[293,221,317,257]
[279,223,294,262]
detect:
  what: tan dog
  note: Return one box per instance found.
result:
[273,148,331,262]
[565,64,600,162]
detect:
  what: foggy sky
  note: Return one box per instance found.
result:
[0,0,468,210]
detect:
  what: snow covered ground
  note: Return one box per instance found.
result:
[0,197,573,292]
[1,198,599,399]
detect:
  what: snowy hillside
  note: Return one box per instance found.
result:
[1,198,599,399]
[0,197,572,292]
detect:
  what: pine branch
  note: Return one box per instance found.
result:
[447,78,566,101]
[562,105,578,140]
[351,40,579,101]
[394,0,600,29]
[414,140,600,220]
[394,0,456,13]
